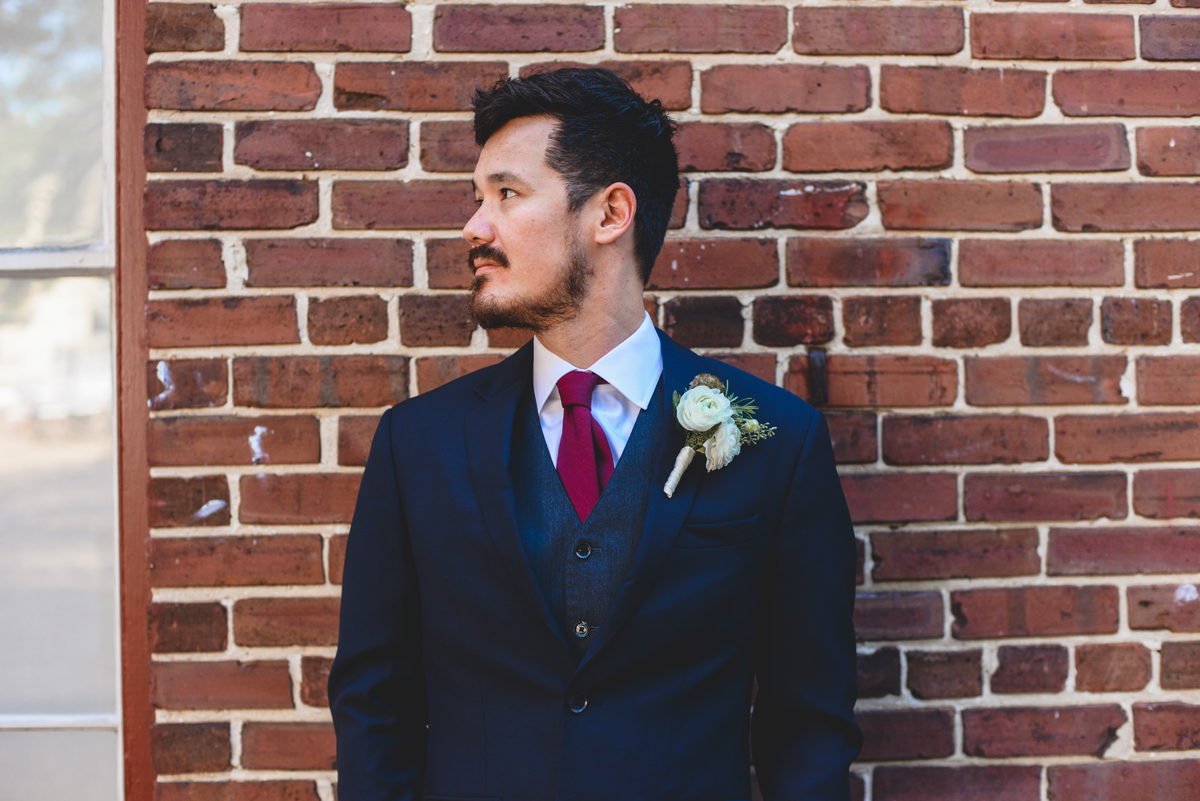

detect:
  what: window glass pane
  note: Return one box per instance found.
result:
[0,730,118,801]
[0,277,115,714]
[0,0,105,251]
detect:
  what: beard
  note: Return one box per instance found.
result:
[467,239,591,333]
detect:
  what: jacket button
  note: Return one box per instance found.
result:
[574,541,592,559]
[568,693,587,713]
[574,621,589,637]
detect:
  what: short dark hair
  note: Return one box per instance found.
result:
[472,68,679,285]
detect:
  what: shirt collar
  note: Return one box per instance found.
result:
[532,312,663,413]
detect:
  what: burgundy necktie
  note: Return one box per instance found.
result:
[556,371,615,521]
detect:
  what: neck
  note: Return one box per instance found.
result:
[535,282,646,369]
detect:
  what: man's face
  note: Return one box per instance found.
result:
[464,115,591,332]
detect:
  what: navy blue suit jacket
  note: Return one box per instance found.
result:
[329,330,861,801]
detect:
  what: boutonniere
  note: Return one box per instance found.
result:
[663,373,776,498]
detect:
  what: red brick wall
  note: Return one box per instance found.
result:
[138,1,1200,798]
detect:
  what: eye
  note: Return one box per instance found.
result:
[500,187,517,200]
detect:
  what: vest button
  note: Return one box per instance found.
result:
[574,621,590,637]
[568,693,588,713]
[574,541,592,559]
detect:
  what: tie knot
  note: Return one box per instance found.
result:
[557,370,599,408]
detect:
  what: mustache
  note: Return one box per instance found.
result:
[468,244,509,273]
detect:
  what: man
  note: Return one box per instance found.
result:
[329,68,861,800]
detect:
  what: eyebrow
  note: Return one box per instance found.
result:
[472,171,526,193]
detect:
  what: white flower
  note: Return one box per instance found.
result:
[743,419,761,435]
[703,420,742,472]
[676,386,733,432]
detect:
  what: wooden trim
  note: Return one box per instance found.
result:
[115,0,151,797]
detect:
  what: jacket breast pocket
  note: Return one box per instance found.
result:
[673,515,760,550]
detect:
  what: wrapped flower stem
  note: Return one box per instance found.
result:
[663,446,695,498]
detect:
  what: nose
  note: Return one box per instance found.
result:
[462,203,494,246]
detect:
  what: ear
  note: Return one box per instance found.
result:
[592,182,637,246]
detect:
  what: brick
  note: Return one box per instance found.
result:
[1048,526,1200,576]
[488,327,536,349]
[309,296,388,346]
[880,66,1045,118]
[992,645,1069,694]
[1056,183,1200,232]
[240,3,411,52]
[959,239,1124,287]
[1137,127,1200,177]
[146,61,319,111]
[241,723,336,770]
[1141,17,1200,61]
[1162,642,1200,689]
[301,656,333,707]
[1101,297,1172,345]
[677,123,775,172]
[425,238,473,289]
[434,4,602,52]
[148,415,319,467]
[787,238,950,288]
[145,123,221,174]
[1055,70,1200,117]
[1129,584,1200,632]
[663,296,744,348]
[146,297,297,348]
[931,298,1011,348]
[952,585,1119,638]
[419,120,478,173]
[1134,470,1200,519]
[519,60,693,110]
[793,8,964,56]
[147,239,225,290]
[148,602,227,654]
[1076,643,1151,692]
[965,123,1129,173]
[856,539,866,587]
[841,473,958,524]
[670,178,689,229]
[649,239,777,290]
[239,474,361,525]
[1135,703,1200,751]
[151,723,230,775]
[706,353,776,385]
[1049,761,1200,801]
[333,180,474,231]
[872,528,1039,581]
[146,3,223,52]
[155,782,320,801]
[245,238,413,288]
[873,766,1041,801]
[615,5,786,54]
[1138,356,1200,405]
[857,709,955,761]
[337,415,378,466]
[1019,298,1092,347]
[399,295,474,347]
[879,181,1042,232]
[701,65,870,114]
[964,356,1127,406]
[335,62,508,112]
[329,534,348,585]
[1058,413,1200,465]
[857,647,901,698]
[1184,297,1200,343]
[415,356,506,395]
[971,13,1134,61]
[151,661,293,710]
[884,415,1047,466]
[148,476,230,528]
[963,705,1125,757]
[147,358,227,411]
[149,535,325,587]
[235,120,407,172]
[144,180,318,231]
[234,597,340,647]
[826,412,877,464]
[233,355,407,408]
[787,354,958,408]
[784,121,952,173]
[965,472,1127,522]
[752,296,834,346]
[699,179,868,231]
[855,592,944,641]
[842,296,921,347]
[907,650,982,700]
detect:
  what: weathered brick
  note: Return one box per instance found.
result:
[434,5,603,53]
[149,535,325,587]
[1055,70,1200,117]
[842,296,921,347]
[649,239,778,290]
[1135,703,1200,751]
[519,60,693,110]
[149,602,227,654]
[238,474,361,525]
[1019,298,1093,347]
[151,723,230,775]
[399,295,475,347]
[424,238,473,289]
[241,723,336,770]
[235,120,407,172]
[1076,643,1151,692]
[1138,356,1200,405]
[787,238,949,288]
[145,180,318,231]
[1162,642,1200,689]
[1057,183,1200,232]
[971,13,1135,61]
[959,239,1124,287]
[705,353,775,385]
[677,123,775,172]
[1101,297,1172,345]
[240,3,412,52]
[146,3,223,53]
[245,238,412,288]
[663,296,744,348]
[1048,526,1200,576]
[879,181,1042,232]
[1134,469,1200,519]
[151,661,293,710]
[963,705,1125,757]
[992,645,1069,694]
[787,354,958,408]
[148,415,318,467]
[699,179,868,231]
[752,296,834,346]
[907,650,982,699]
[1129,584,1200,632]
[855,592,944,641]
[965,123,1129,173]
[965,472,1127,522]
[233,356,407,408]
[857,647,901,698]
[701,65,870,114]
[488,327,536,349]
[931,298,1011,348]
[872,528,1039,581]
[309,296,388,346]
[884,415,1047,465]
[145,61,319,111]
[952,585,1120,638]
[333,180,474,230]
[329,534,348,586]
[154,781,320,801]
[414,356,506,395]
[857,708,955,761]
[784,121,952,173]
[1137,127,1200,177]
[880,66,1045,118]
[1048,761,1200,801]
[826,412,877,464]
[147,239,225,290]
[1184,297,1200,343]
[233,597,340,647]
[1141,17,1200,61]
[615,4,786,54]
[337,415,378,467]
[794,7,963,55]
[334,62,508,112]
[873,766,1041,801]
[147,297,297,348]
[148,358,227,411]
[145,123,222,174]
[964,356,1127,406]
[301,656,333,708]
[419,120,478,173]
[1057,413,1200,465]
[148,476,230,528]
[841,473,958,524]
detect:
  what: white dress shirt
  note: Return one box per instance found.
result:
[532,312,664,467]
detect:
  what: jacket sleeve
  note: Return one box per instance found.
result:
[752,409,862,800]
[328,407,427,800]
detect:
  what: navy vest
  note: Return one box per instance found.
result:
[510,378,665,661]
